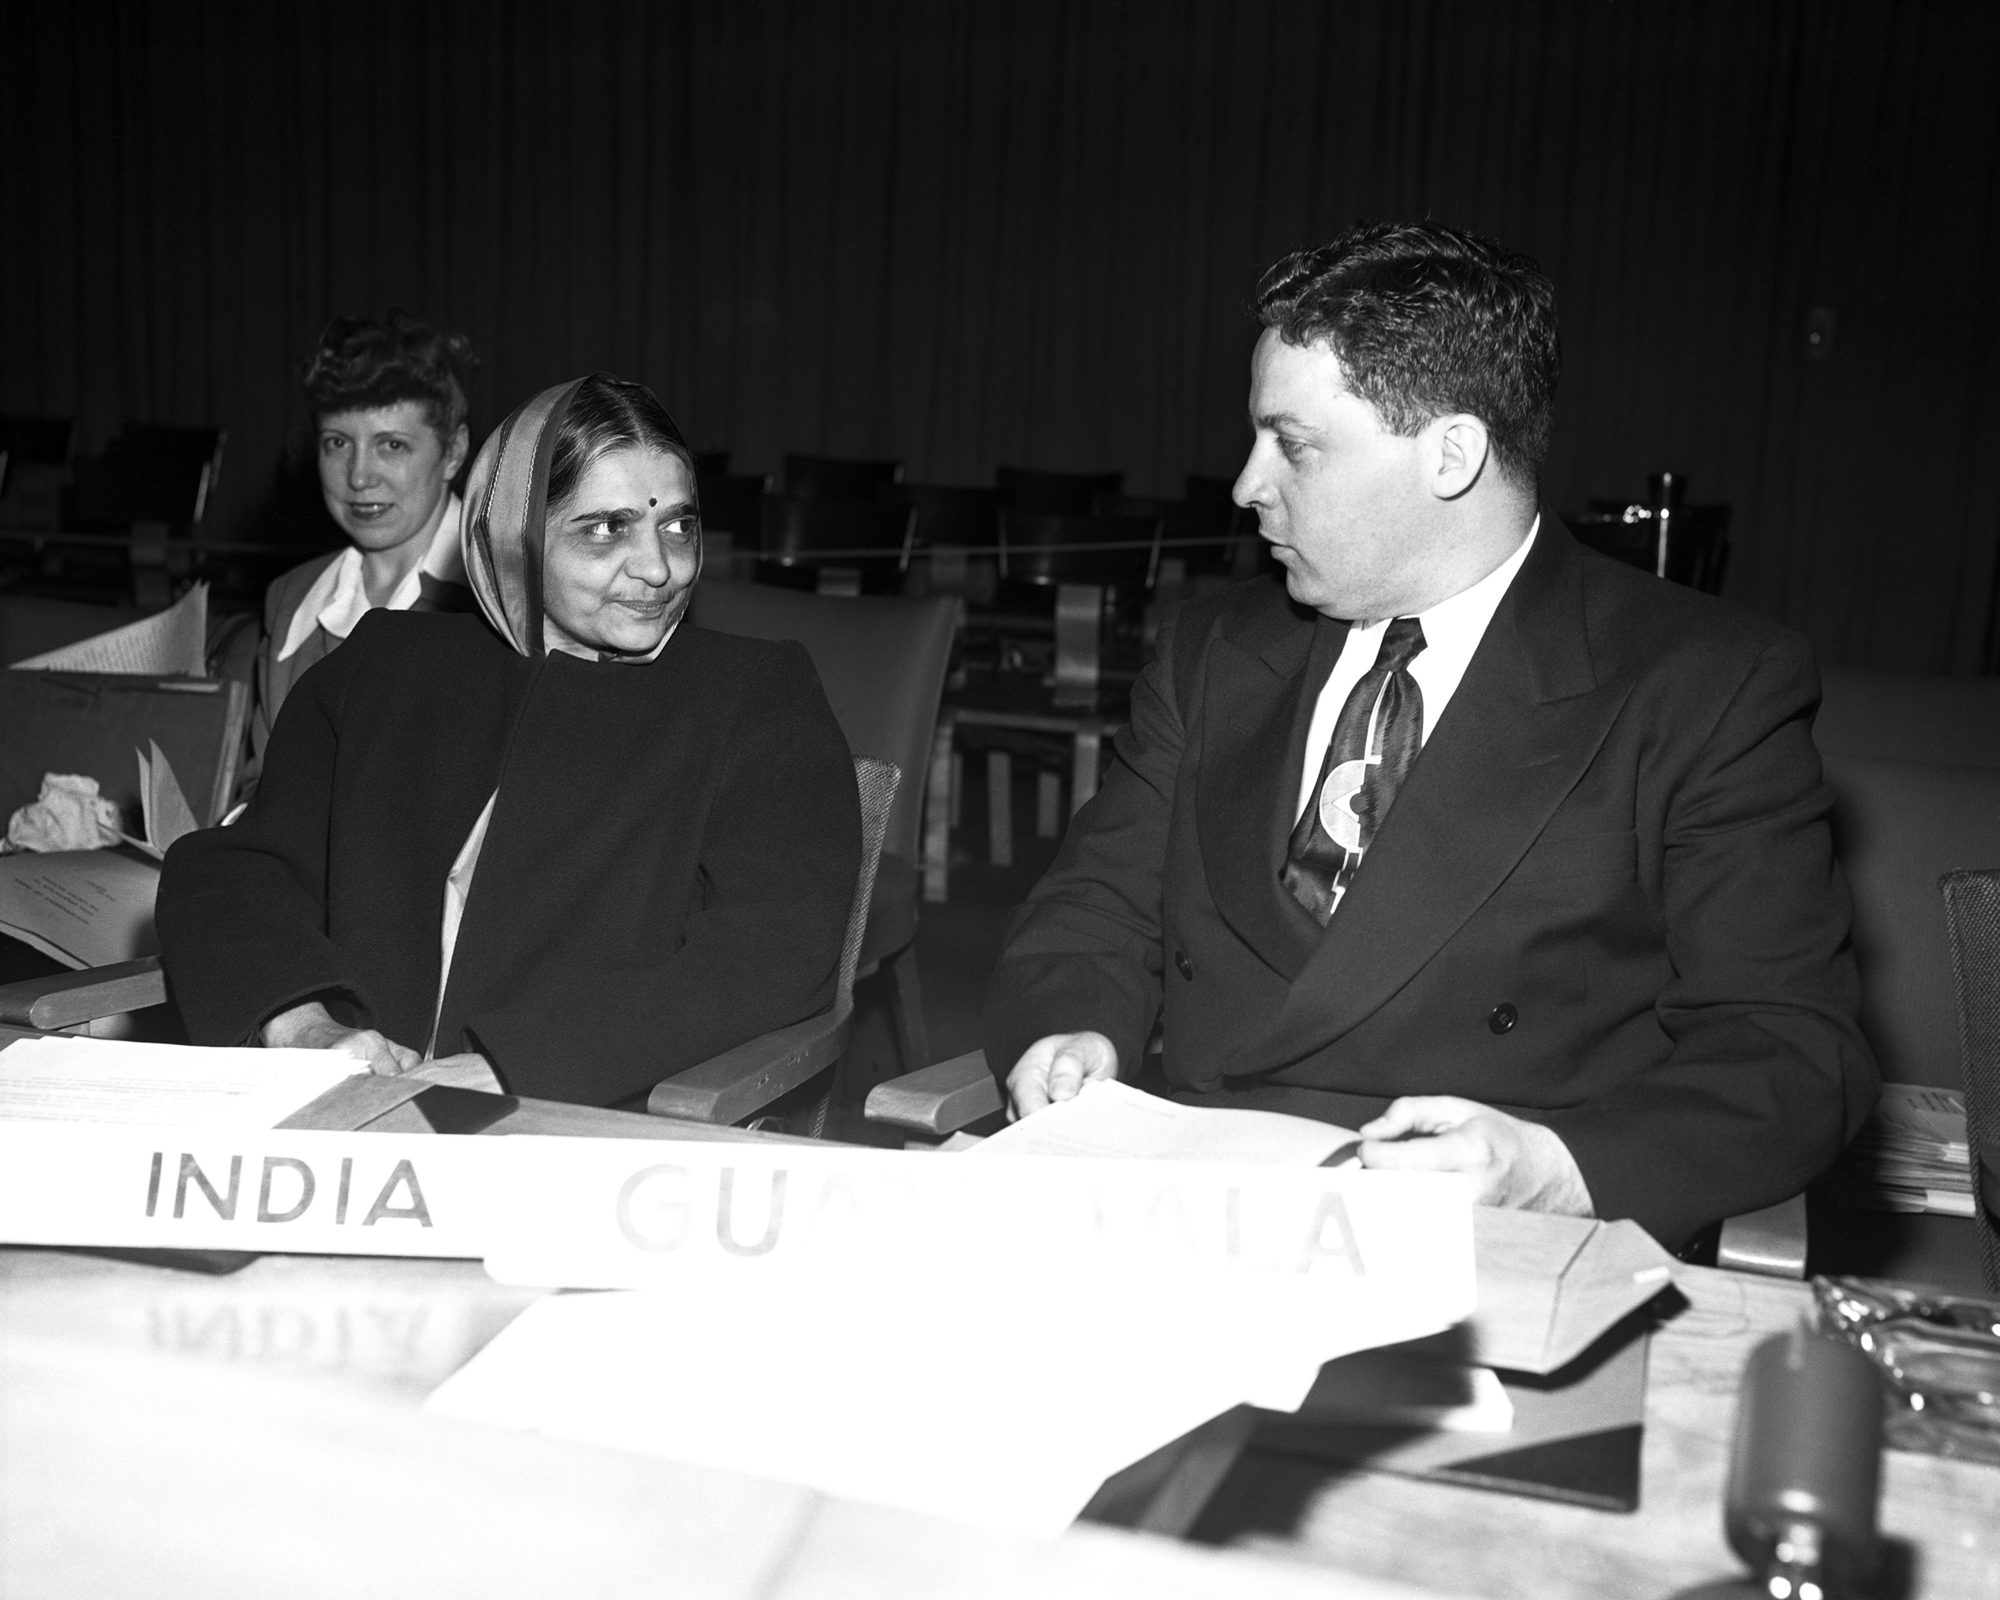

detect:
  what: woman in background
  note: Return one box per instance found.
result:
[161,374,861,1106]
[249,310,480,785]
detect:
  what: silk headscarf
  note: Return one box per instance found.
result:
[462,376,699,658]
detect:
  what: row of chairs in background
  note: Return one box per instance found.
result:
[694,450,1265,601]
[0,414,247,610]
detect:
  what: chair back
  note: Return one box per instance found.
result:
[693,457,767,540]
[996,465,1124,515]
[1824,753,2000,1088]
[688,582,956,866]
[998,509,1160,590]
[840,757,899,1003]
[1936,870,2000,1290]
[70,423,227,531]
[898,482,1000,546]
[784,453,904,502]
[1817,668,2000,768]
[1817,667,2000,1092]
[759,495,916,570]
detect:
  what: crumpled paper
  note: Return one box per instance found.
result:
[4,773,124,854]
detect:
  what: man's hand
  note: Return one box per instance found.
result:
[261,1000,420,1078]
[1358,1096,1594,1215]
[408,1053,505,1095]
[1006,1031,1119,1119]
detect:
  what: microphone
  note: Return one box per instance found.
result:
[1674,1327,1884,1600]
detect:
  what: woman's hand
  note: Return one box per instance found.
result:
[261,1000,421,1078]
[408,1053,506,1095]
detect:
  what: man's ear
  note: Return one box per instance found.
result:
[1427,414,1490,501]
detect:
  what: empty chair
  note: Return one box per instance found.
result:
[0,416,74,531]
[69,423,227,532]
[1807,666,2000,1289]
[996,465,1124,515]
[760,494,918,594]
[692,451,767,540]
[999,508,1160,591]
[784,453,903,502]
[1095,493,1240,576]
[1937,871,2000,1291]
[898,482,1000,545]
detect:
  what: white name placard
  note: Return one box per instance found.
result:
[0,1124,1474,1332]
[0,1124,508,1257]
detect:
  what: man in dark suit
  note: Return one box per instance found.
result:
[983,221,1876,1250]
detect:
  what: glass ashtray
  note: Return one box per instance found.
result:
[1813,1276,2000,1465]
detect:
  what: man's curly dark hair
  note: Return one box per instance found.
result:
[300,309,479,441]
[1254,221,1560,486]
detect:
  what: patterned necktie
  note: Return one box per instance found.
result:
[1281,617,1427,925]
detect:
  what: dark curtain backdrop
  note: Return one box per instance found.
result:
[5,2,1998,670]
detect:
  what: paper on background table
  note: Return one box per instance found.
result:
[9,583,208,676]
[0,1036,363,1129]
[0,847,160,968]
[968,1077,1359,1164]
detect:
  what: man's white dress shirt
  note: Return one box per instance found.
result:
[1295,516,1540,825]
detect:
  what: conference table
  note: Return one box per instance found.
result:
[2,1088,1997,1597]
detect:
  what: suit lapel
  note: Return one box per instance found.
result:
[1238,518,1632,1071]
[1196,591,1346,981]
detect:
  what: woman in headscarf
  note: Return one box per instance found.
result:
[159,375,861,1107]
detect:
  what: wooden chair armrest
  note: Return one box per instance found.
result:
[646,1002,853,1126]
[0,957,167,1031]
[1715,1191,1808,1278]
[864,1048,1003,1135]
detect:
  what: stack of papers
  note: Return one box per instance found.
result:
[0,1036,364,1130]
[967,1078,1359,1164]
[1830,1083,1975,1216]
[428,1142,1476,1536]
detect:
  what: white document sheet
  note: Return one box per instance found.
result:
[968,1077,1359,1164]
[431,1142,1474,1537]
[10,583,208,676]
[0,847,160,968]
[0,1036,364,1129]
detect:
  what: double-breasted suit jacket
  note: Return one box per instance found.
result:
[985,518,1878,1249]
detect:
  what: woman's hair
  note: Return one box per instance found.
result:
[544,374,695,514]
[300,309,479,441]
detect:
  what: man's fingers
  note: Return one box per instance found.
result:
[1358,1128,1488,1175]
[1007,1033,1116,1119]
[1009,1073,1052,1118]
[1357,1095,1479,1140]
[1007,1044,1057,1119]
[1046,1047,1087,1103]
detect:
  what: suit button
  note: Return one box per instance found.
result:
[1488,1003,1518,1035]
[1174,950,1194,981]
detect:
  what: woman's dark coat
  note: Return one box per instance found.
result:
[159,609,861,1106]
